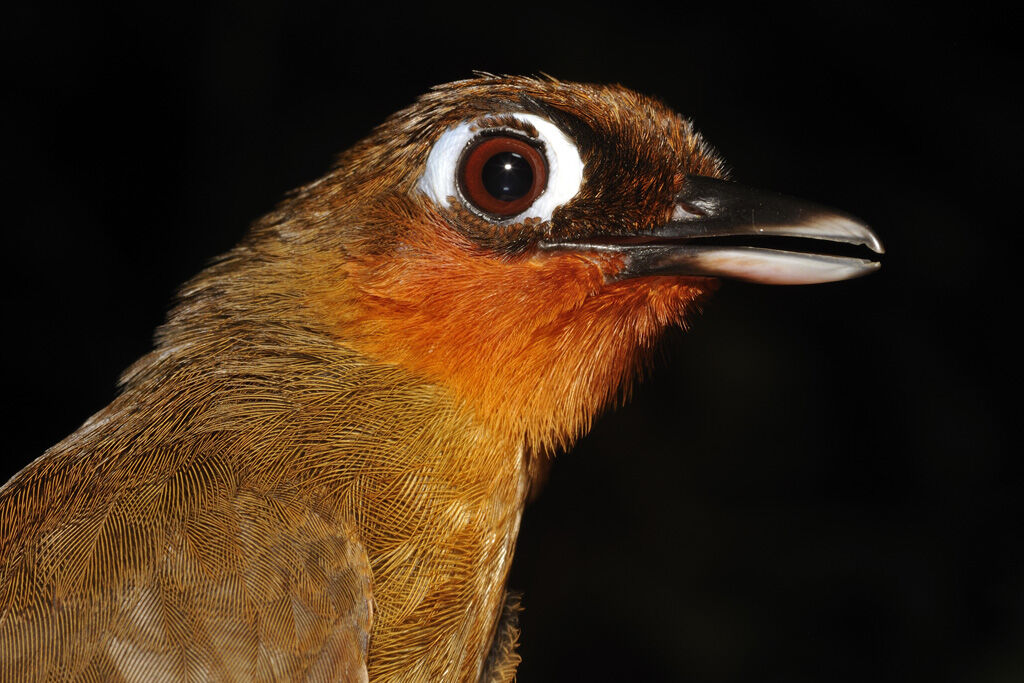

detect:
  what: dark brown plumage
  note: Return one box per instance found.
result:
[0,76,880,681]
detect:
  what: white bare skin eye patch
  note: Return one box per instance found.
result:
[417,113,585,224]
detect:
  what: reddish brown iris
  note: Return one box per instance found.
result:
[458,136,548,218]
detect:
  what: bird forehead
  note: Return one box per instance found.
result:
[408,80,691,166]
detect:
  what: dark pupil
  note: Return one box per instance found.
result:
[481,151,533,201]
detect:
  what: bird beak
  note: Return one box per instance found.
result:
[540,175,884,284]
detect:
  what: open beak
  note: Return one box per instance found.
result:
[540,175,884,285]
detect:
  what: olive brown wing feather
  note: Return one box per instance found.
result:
[0,452,374,682]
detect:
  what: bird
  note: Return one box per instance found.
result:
[0,75,882,682]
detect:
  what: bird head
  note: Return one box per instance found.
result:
[237,76,881,456]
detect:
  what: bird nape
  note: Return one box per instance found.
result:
[0,76,881,681]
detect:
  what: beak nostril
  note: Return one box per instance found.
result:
[672,201,707,220]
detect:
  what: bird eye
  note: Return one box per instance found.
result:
[458,135,548,218]
[418,113,583,224]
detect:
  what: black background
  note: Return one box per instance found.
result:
[4,3,1019,681]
